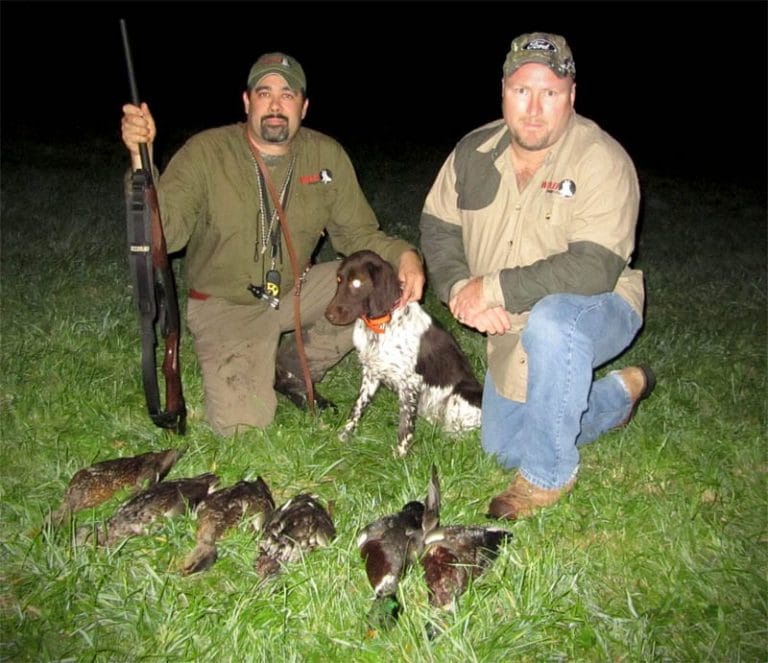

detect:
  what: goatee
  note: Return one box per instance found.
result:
[260,115,290,143]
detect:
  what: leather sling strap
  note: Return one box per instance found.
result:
[244,126,316,415]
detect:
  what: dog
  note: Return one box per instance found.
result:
[325,250,482,457]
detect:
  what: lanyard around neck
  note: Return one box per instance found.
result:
[251,151,295,263]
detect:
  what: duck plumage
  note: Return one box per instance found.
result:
[182,477,275,575]
[358,465,441,627]
[421,525,512,611]
[95,472,219,547]
[50,447,184,527]
[254,493,336,578]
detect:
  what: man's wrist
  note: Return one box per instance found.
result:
[482,272,505,308]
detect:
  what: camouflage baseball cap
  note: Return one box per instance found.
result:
[503,33,576,79]
[247,52,307,92]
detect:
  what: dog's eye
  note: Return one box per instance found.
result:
[351,278,362,289]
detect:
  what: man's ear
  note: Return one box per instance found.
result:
[301,97,309,120]
[243,90,250,114]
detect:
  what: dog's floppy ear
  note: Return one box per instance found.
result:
[366,254,402,316]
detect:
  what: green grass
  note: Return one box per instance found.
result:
[1,133,766,661]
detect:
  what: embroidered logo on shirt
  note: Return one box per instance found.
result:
[300,169,333,185]
[541,179,577,198]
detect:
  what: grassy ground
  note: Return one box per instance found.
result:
[1,132,766,661]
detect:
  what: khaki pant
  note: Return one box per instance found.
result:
[186,261,354,436]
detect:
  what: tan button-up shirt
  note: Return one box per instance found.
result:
[420,114,643,401]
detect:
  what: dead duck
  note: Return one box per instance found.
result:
[421,525,512,612]
[254,493,335,579]
[49,447,185,527]
[91,473,219,547]
[358,465,441,628]
[181,477,275,575]
[358,500,426,599]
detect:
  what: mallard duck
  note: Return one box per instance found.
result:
[358,499,424,628]
[358,465,441,628]
[93,473,219,547]
[49,447,185,527]
[254,493,335,578]
[182,477,275,575]
[421,525,512,612]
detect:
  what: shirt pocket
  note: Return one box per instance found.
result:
[287,184,333,259]
[540,191,576,227]
[292,180,333,229]
[521,192,573,257]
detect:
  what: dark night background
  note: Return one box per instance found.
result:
[1,0,766,185]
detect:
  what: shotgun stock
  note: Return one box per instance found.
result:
[121,19,186,434]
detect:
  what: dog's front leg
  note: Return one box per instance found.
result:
[395,384,421,458]
[339,370,380,442]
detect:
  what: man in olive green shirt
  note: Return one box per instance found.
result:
[420,33,655,519]
[122,52,424,436]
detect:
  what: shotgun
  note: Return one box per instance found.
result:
[120,19,186,434]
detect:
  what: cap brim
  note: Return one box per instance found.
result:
[504,54,567,78]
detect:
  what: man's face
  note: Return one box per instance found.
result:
[243,73,308,152]
[502,63,575,153]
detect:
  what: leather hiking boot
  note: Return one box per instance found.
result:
[274,367,337,413]
[613,364,656,429]
[487,472,576,521]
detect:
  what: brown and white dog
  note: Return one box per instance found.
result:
[325,250,482,457]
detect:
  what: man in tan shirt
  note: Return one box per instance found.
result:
[420,33,655,519]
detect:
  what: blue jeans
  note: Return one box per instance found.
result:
[481,293,643,490]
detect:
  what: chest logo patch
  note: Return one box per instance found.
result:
[300,169,334,185]
[541,179,577,198]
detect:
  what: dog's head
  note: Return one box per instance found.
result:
[325,250,402,326]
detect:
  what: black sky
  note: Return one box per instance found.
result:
[2,0,766,182]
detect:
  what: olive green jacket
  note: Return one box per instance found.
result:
[420,114,644,401]
[150,123,414,305]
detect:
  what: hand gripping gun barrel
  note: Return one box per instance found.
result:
[120,20,186,434]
